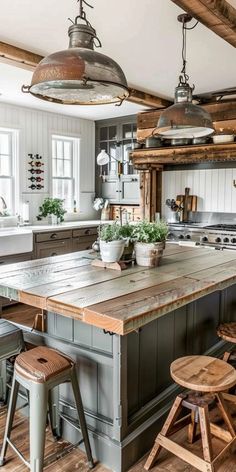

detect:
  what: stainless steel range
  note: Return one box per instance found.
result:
[168,223,236,249]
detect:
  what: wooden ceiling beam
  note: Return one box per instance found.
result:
[0,41,171,109]
[171,0,236,48]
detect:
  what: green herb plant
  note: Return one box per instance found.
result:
[132,220,169,243]
[99,222,124,242]
[37,198,66,222]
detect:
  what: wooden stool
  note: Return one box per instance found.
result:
[145,355,236,472]
[0,346,94,472]
[0,319,24,403]
[217,322,236,363]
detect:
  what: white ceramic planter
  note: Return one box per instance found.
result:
[134,241,165,267]
[100,240,125,263]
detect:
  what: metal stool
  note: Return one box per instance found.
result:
[0,318,24,403]
[145,355,236,472]
[0,346,94,472]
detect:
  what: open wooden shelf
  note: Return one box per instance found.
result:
[2,303,45,331]
[130,142,236,167]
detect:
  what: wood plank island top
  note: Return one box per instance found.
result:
[1,245,236,335]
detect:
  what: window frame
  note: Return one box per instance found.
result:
[0,127,19,215]
[51,134,80,213]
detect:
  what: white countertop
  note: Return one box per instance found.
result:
[26,220,106,232]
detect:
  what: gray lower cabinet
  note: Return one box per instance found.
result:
[35,239,72,258]
[34,226,98,259]
[21,287,230,472]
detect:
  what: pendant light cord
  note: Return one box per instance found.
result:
[179,19,198,87]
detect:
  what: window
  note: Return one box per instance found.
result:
[0,128,18,215]
[52,135,79,212]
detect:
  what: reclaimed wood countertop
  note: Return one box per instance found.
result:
[1,244,236,335]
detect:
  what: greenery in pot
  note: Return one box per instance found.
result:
[132,220,169,267]
[99,223,125,263]
[99,222,124,242]
[37,198,67,222]
[119,223,135,260]
[132,220,169,243]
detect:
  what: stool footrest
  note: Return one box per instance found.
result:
[6,438,30,469]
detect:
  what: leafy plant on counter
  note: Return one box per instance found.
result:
[132,220,169,243]
[99,222,124,242]
[37,198,67,222]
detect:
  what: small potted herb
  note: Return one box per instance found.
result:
[132,220,169,267]
[119,223,135,260]
[99,223,125,263]
[37,198,66,224]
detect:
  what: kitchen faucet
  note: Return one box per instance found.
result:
[0,196,7,215]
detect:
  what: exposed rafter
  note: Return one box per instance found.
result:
[171,0,236,48]
[0,41,171,109]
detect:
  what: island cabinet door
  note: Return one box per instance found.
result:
[126,291,222,421]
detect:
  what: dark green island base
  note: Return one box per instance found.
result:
[0,245,236,471]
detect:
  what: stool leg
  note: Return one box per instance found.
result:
[0,373,19,466]
[70,367,94,469]
[0,360,7,404]
[48,386,61,439]
[198,405,214,470]
[223,352,231,363]
[29,382,48,472]
[216,393,236,438]
[188,410,198,444]
[144,395,183,470]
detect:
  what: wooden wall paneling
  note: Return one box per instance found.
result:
[0,102,95,221]
[139,321,158,406]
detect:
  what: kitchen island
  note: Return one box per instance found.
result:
[0,243,236,471]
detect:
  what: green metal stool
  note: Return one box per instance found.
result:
[0,346,94,472]
[0,318,24,403]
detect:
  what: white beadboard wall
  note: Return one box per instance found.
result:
[0,102,96,222]
[162,168,236,217]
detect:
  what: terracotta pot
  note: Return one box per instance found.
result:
[100,240,125,263]
[134,241,165,267]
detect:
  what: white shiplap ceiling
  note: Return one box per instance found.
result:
[0,0,235,120]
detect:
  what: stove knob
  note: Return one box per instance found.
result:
[178,234,184,240]
[186,234,191,240]
[215,237,221,243]
[231,238,236,244]
[223,237,229,243]
[202,236,208,242]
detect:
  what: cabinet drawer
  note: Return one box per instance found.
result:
[0,253,32,266]
[36,239,72,259]
[35,230,72,243]
[73,227,97,238]
[72,237,95,252]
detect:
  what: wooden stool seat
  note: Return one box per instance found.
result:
[15,346,73,383]
[145,355,236,472]
[217,322,236,344]
[171,355,236,393]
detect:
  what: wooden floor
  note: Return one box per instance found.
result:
[0,407,236,471]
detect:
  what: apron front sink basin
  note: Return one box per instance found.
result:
[0,228,33,257]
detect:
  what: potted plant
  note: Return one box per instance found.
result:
[132,220,169,267]
[119,223,135,260]
[37,198,66,224]
[99,223,125,263]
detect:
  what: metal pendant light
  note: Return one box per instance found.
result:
[22,0,129,105]
[156,14,214,139]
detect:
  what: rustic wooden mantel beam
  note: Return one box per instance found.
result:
[0,41,171,108]
[171,0,236,48]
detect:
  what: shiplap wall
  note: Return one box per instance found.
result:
[0,102,96,222]
[162,168,236,218]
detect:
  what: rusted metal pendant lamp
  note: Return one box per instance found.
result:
[22,0,129,105]
[156,14,214,139]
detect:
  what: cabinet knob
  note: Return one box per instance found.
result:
[51,252,58,256]
[50,233,57,239]
[85,229,91,235]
